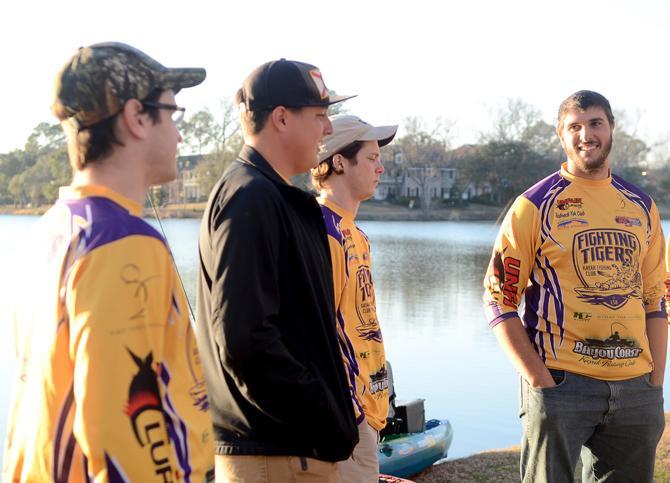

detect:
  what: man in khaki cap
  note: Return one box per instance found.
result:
[311,114,398,482]
[3,42,214,482]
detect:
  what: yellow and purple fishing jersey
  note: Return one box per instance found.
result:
[319,198,389,431]
[3,185,213,483]
[484,164,667,381]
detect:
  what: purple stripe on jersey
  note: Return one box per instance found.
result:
[522,171,564,209]
[611,177,653,234]
[647,310,667,319]
[57,433,77,483]
[53,386,74,483]
[62,196,165,256]
[319,205,344,244]
[159,363,193,483]
[487,311,517,329]
[534,251,565,350]
[171,293,180,314]
[320,205,352,277]
[83,455,92,483]
[524,282,542,358]
[544,258,565,343]
[537,330,548,363]
[538,178,569,248]
[336,311,364,417]
[612,174,652,211]
[524,283,540,332]
[336,311,359,376]
[485,300,505,320]
[105,453,130,483]
[544,317,557,360]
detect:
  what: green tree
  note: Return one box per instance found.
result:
[456,142,559,206]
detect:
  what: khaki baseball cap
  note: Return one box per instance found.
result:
[318,115,398,162]
[52,42,206,129]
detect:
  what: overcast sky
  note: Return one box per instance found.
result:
[2,0,669,154]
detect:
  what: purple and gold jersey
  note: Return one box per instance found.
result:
[484,164,666,381]
[319,198,389,431]
[3,185,214,483]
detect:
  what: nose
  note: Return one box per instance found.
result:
[323,116,333,136]
[377,159,385,174]
[177,128,183,144]
[580,126,591,142]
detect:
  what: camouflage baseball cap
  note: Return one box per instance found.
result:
[52,42,206,129]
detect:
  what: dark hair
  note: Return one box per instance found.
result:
[557,90,615,132]
[236,87,303,135]
[71,88,163,170]
[311,140,365,190]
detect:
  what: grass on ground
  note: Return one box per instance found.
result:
[413,413,670,482]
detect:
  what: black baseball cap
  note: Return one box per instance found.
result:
[237,59,356,111]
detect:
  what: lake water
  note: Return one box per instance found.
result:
[3,215,670,465]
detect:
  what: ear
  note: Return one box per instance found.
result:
[556,127,566,150]
[119,99,150,140]
[270,106,290,132]
[332,154,345,174]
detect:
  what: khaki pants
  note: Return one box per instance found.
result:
[338,422,380,483]
[215,454,341,483]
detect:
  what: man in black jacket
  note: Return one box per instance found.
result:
[196,59,359,482]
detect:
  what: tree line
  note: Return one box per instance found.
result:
[2,98,669,212]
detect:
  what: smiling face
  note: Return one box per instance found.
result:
[284,106,333,175]
[558,106,613,179]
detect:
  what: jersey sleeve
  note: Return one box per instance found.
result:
[642,201,668,319]
[483,196,540,327]
[66,235,180,482]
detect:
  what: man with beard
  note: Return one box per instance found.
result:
[483,90,667,483]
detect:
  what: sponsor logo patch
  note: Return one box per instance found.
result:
[614,216,642,227]
[557,218,588,229]
[573,325,642,361]
[369,364,389,395]
[556,197,583,210]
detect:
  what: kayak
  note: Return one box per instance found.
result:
[378,419,454,479]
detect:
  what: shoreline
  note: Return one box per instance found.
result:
[6,201,670,222]
[413,412,670,482]
[0,201,506,221]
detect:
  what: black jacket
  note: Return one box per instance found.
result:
[195,145,358,462]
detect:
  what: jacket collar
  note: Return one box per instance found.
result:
[238,145,289,186]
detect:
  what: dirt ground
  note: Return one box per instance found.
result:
[412,413,670,482]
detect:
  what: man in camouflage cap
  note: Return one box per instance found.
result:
[3,42,215,482]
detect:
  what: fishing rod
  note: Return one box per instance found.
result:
[147,194,196,324]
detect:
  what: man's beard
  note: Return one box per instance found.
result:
[568,135,612,173]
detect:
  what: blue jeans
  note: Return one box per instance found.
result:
[519,370,664,483]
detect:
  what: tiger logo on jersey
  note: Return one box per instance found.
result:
[572,229,642,310]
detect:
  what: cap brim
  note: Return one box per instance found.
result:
[161,67,207,93]
[358,125,398,147]
[326,94,357,106]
